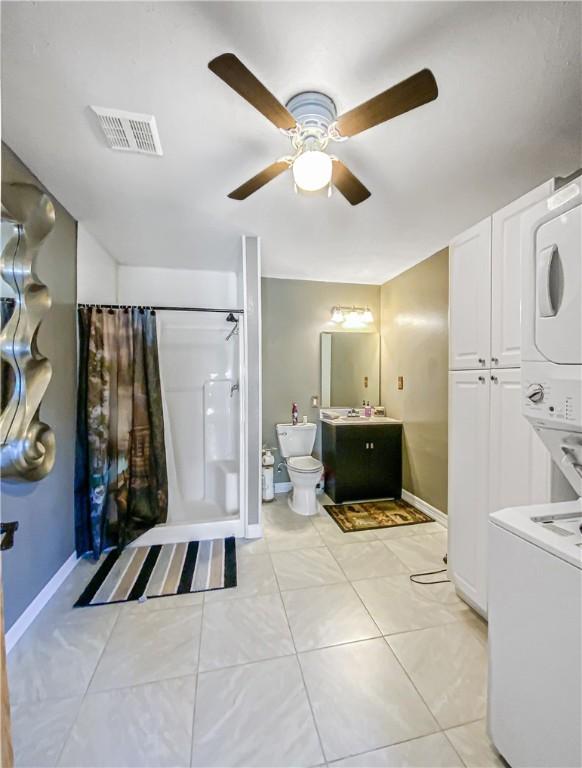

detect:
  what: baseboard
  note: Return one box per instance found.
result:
[274,482,292,493]
[402,489,448,528]
[245,523,263,539]
[6,552,78,654]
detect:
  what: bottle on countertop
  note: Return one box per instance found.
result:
[364,400,372,418]
[292,402,299,425]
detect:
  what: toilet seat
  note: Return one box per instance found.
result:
[287,456,323,473]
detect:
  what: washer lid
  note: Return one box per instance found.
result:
[490,499,582,569]
[287,456,322,472]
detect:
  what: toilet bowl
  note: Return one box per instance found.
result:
[276,423,323,516]
[286,455,323,516]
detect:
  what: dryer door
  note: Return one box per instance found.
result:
[534,203,581,364]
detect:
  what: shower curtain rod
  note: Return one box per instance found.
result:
[77,303,244,314]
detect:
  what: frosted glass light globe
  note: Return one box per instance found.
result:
[292,150,333,192]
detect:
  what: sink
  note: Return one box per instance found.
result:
[322,415,401,425]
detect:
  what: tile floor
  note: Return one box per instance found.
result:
[8,494,505,768]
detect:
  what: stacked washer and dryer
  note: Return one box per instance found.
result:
[488,177,582,767]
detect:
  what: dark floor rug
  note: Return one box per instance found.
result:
[323,499,433,533]
[75,537,237,607]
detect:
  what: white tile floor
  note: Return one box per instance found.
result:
[8,494,504,768]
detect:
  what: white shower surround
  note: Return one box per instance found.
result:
[147,310,244,542]
[78,238,262,545]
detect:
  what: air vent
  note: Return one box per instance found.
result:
[91,106,163,156]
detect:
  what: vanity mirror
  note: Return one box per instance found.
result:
[321,331,380,408]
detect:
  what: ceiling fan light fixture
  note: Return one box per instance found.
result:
[292,150,332,192]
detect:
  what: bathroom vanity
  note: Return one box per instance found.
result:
[321,416,402,503]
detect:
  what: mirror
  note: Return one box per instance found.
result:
[321,332,380,408]
[0,222,17,411]
[1,183,56,481]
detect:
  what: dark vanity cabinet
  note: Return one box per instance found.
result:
[322,421,402,503]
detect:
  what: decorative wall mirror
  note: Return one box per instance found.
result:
[320,331,380,408]
[0,182,56,481]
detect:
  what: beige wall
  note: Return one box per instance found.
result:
[380,249,449,513]
[262,277,380,482]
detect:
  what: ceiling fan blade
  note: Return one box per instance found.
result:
[228,160,290,200]
[332,160,371,206]
[209,53,296,131]
[335,69,438,138]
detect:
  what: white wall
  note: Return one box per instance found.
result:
[117,266,238,308]
[77,225,118,303]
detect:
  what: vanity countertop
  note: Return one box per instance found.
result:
[320,412,402,426]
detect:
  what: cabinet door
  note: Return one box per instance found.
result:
[449,218,492,370]
[489,368,551,512]
[491,180,553,368]
[336,428,371,502]
[448,370,490,615]
[365,426,402,500]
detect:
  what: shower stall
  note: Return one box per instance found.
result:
[134,309,244,545]
[124,237,262,546]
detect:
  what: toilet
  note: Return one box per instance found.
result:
[276,423,323,516]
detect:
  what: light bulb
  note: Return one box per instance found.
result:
[331,307,344,323]
[362,308,374,324]
[292,150,333,192]
[343,310,365,329]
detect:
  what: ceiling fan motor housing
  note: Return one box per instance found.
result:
[286,91,337,132]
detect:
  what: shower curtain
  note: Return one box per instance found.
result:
[75,306,168,558]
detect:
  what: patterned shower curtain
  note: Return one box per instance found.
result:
[75,306,168,558]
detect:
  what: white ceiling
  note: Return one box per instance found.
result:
[2,2,581,283]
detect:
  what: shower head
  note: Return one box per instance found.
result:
[225,313,239,341]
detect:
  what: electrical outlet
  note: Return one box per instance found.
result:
[397,376,404,390]
[311,395,319,408]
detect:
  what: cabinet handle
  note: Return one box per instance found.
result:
[370,442,374,450]
[478,376,485,383]
[491,375,498,383]
[491,357,499,364]
[478,358,486,365]
[365,443,369,450]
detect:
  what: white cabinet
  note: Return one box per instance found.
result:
[449,368,552,616]
[489,368,551,510]
[449,218,491,370]
[490,181,554,367]
[448,180,555,617]
[448,370,491,613]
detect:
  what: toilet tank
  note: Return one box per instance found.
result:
[276,423,317,458]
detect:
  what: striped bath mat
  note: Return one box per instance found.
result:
[75,538,237,607]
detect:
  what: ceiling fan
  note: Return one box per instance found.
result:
[208,53,438,205]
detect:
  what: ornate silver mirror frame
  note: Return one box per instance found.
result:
[0,182,56,481]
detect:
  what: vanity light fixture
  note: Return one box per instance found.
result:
[362,307,374,324]
[330,305,374,327]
